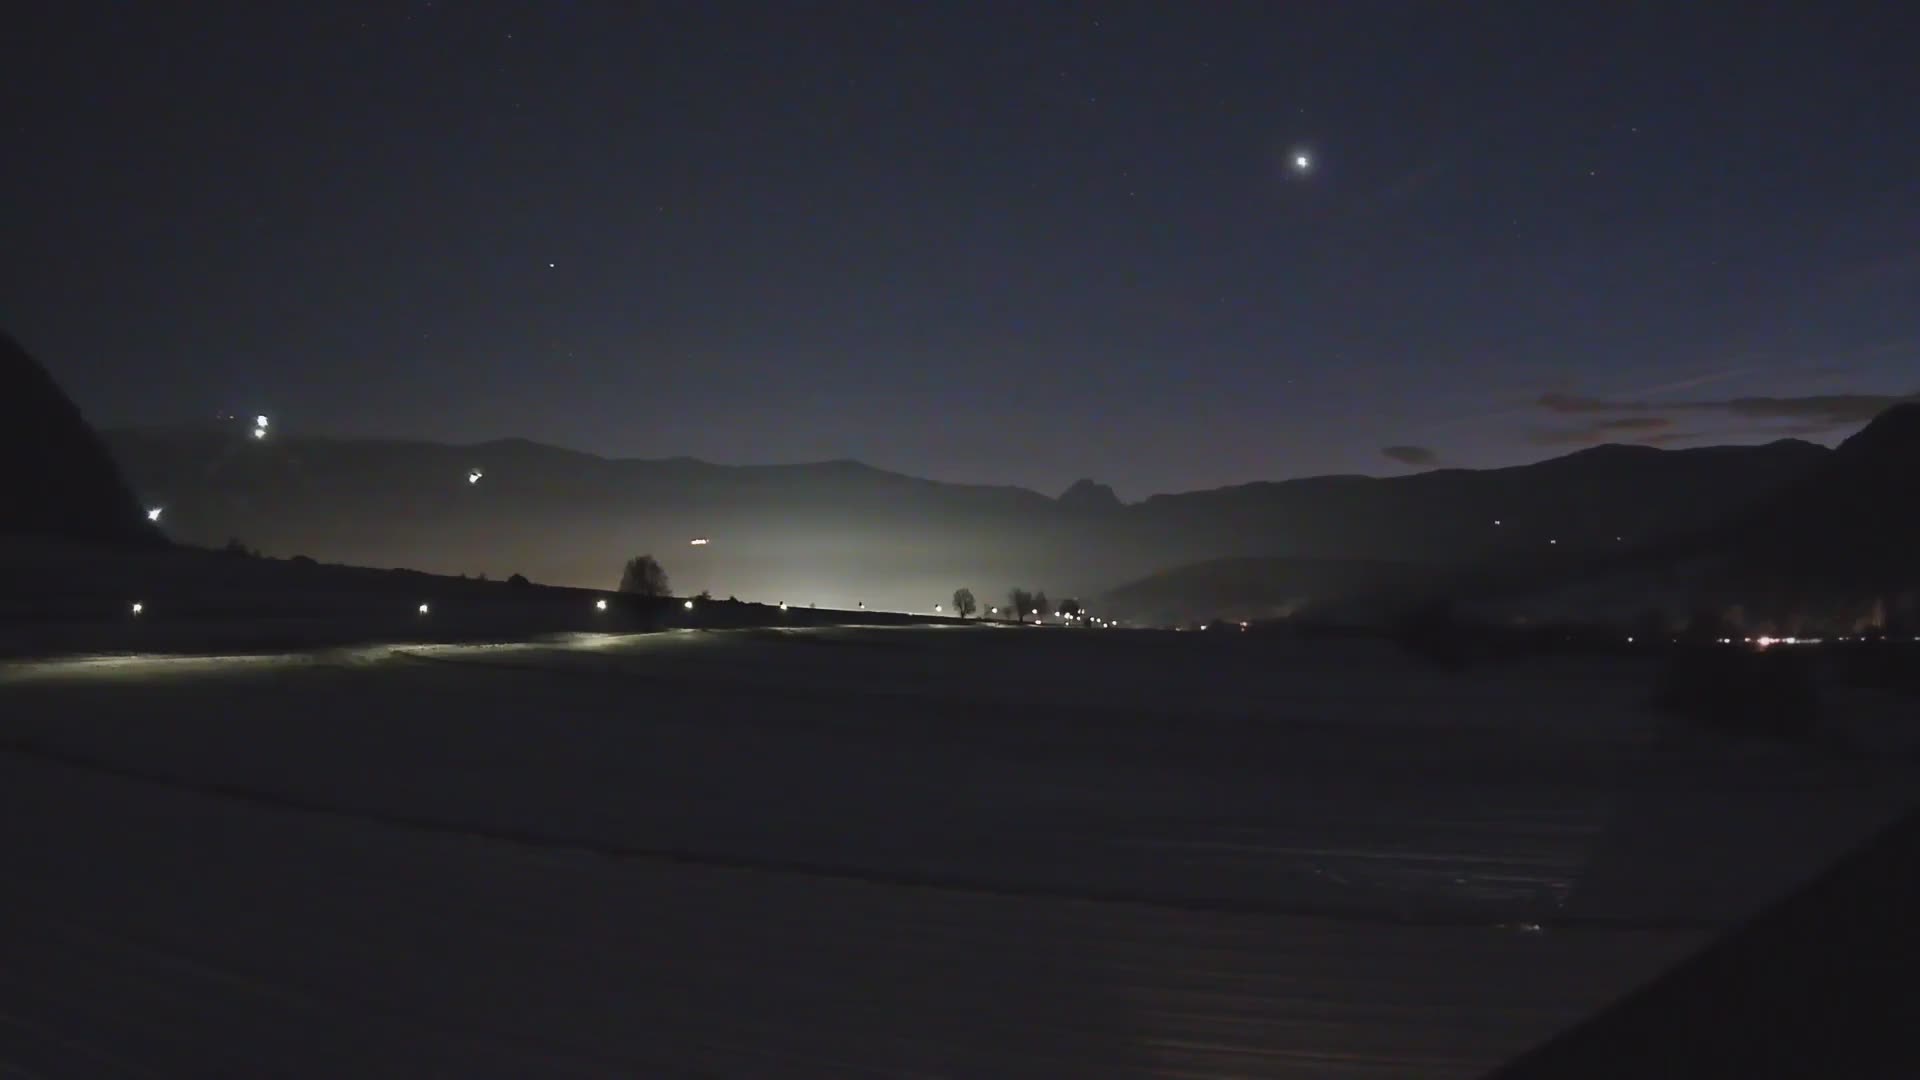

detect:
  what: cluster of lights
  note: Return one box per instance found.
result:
[252,414,270,440]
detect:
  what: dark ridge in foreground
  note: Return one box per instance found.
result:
[0,330,163,547]
[1490,799,1920,1079]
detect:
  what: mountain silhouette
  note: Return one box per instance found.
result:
[1,331,162,546]
[1056,478,1123,513]
[103,424,1829,614]
[1714,403,1920,595]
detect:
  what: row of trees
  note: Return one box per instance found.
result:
[950,587,1083,624]
[616,558,1089,625]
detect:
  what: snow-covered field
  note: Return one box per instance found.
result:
[1,627,1912,1076]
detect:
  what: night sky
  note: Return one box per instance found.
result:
[6,1,1917,498]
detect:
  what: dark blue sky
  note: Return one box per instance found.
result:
[6,1,1917,498]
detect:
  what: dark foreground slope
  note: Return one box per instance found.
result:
[1490,799,1920,1080]
[0,331,162,546]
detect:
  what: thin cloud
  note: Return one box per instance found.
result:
[1381,445,1439,467]
[1536,390,1919,428]
[1528,415,1673,446]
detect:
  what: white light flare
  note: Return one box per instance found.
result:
[255,415,270,429]
[417,603,430,615]
[252,427,267,440]
[130,601,144,616]
[594,598,608,611]
[146,507,163,522]
[689,537,709,546]
[684,599,694,610]
[468,469,484,485]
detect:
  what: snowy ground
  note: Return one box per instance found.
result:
[1,627,1913,1076]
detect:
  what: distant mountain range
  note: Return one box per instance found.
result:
[100,417,1833,616]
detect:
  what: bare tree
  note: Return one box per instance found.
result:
[1056,597,1083,622]
[1008,588,1034,624]
[1033,591,1049,621]
[618,554,671,597]
[952,587,977,619]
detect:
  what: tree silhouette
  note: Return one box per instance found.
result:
[953,587,977,619]
[1033,591,1049,621]
[1008,588,1034,624]
[1056,597,1083,622]
[618,554,671,597]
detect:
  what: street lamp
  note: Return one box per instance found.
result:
[684,599,694,610]
[468,468,484,485]
[130,601,144,616]
[595,598,608,611]
[418,603,430,615]
[146,507,163,522]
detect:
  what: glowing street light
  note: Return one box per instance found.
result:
[594,598,608,611]
[255,414,270,429]
[468,468,484,485]
[779,602,788,611]
[146,507,163,522]
[689,537,709,546]
[934,604,943,612]
[684,599,695,610]
[252,427,267,439]
[130,601,144,616]
[417,603,430,615]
